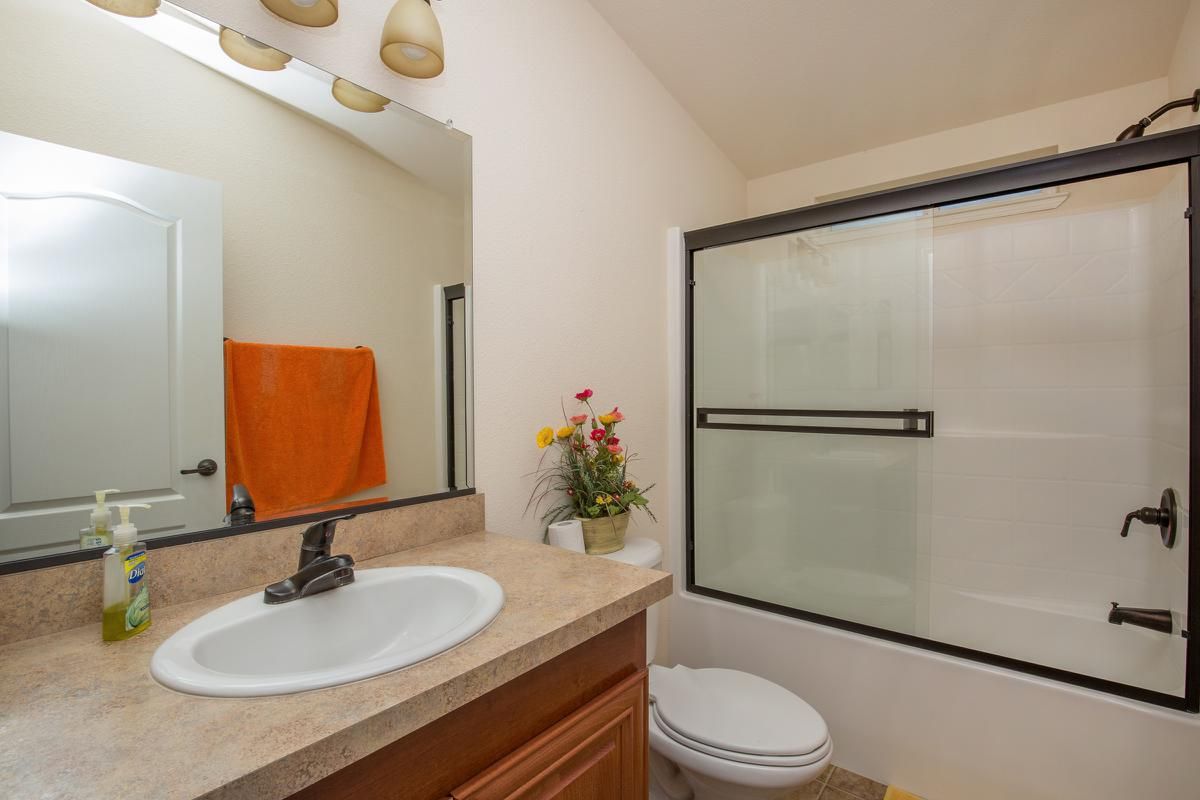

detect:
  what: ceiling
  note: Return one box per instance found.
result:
[586,0,1191,178]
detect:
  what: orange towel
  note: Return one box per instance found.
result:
[224,340,387,519]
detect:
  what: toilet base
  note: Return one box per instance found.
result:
[648,747,831,800]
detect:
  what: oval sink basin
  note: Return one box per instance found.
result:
[150,566,504,697]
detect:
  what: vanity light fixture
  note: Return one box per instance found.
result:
[84,0,160,17]
[219,28,292,71]
[332,78,391,113]
[259,0,338,28]
[380,0,445,79]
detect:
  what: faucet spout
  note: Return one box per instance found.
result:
[1108,602,1173,634]
[263,513,359,604]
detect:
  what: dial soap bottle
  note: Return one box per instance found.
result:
[83,488,120,548]
[102,503,152,641]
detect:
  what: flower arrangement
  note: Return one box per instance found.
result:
[528,388,655,527]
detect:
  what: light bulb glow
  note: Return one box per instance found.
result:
[399,44,430,61]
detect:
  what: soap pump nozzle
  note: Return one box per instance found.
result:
[92,488,119,519]
[112,503,151,547]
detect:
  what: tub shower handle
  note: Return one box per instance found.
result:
[1119,488,1178,548]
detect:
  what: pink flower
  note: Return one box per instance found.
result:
[574,388,593,400]
[589,428,606,442]
[569,414,588,425]
[608,407,625,422]
[606,444,622,455]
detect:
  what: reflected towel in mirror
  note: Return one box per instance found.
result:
[224,340,387,518]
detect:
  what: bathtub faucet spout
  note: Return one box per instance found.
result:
[1108,602,1173,634]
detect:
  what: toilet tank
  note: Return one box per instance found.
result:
[599,536,664,664]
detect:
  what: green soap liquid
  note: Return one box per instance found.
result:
[102,597,151,642]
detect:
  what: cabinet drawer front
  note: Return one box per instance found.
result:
[451,668,648,800]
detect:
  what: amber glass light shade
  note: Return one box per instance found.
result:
[379,0,444,79]
[259,0,338,28]
[332,78,390,113]
[85,0,160,17]
[219,28,292,71]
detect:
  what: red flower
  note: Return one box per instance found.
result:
[574,388,593,400]
[589,428,605,442]
[607,436,620,446]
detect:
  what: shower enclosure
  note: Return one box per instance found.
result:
[685,127,1200,711]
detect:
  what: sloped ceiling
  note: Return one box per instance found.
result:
[587,0,1191,177]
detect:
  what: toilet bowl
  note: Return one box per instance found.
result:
[590,536,832,800]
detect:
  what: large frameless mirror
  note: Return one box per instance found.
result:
[0,0,473,569]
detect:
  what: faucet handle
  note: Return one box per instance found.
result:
[298,513,358,568]
[1118,489,1177,547]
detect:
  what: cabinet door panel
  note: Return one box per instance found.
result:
[451,669,647,800]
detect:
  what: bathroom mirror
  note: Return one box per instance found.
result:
[0,0,473,569]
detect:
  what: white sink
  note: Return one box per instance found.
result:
[150,566,504,697]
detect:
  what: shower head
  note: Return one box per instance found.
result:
[1115,89,1200,141]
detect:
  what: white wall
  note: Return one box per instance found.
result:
[172,0,747,548]
[747,80,1181,216]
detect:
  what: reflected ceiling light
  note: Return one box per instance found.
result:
[219,28,292,71]
[85,0,160,17]
[380,0,444,79]
[332,78,390,113]
[259,0,338,28]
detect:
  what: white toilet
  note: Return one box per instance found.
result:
[597,537,832,800]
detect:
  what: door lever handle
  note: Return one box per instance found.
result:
[181,458,218,477]
[1119,488,1177,548]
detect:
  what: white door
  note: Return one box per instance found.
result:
[0,131,224,556]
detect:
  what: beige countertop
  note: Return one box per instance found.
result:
[0,532,671,800]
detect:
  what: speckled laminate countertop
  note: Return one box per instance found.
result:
[0,532,671,800]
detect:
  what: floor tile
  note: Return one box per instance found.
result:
[780,781,824,800]
[822,788,864,800]
[827,767,888,800]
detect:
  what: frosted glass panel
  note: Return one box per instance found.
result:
[693,212,933,633]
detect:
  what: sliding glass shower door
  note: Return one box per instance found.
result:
[686,131,1198,711]
[693,213,933,634]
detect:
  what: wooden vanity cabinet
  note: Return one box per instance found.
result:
[288,612,648,800]
[450,669,647,799]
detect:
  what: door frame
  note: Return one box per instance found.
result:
[683,125,1200,712]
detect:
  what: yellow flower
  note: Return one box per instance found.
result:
[536,427,554,448]
[556,426,575,439]
[596,493,610,505]
[613,454,624,464]
[598,414,616,425]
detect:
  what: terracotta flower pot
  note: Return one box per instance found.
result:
[577,512,629,555]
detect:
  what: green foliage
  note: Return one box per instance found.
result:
[526,394,656,525]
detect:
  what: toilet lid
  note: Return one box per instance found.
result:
[650,666,828,759]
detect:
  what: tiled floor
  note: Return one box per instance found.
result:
[785,764,891,800]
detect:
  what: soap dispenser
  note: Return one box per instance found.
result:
[102,503,152,642]
[84,489,120,549]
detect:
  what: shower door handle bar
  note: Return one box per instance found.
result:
[695,408,934,438]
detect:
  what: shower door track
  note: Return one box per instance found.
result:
[683,124,1200,713]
